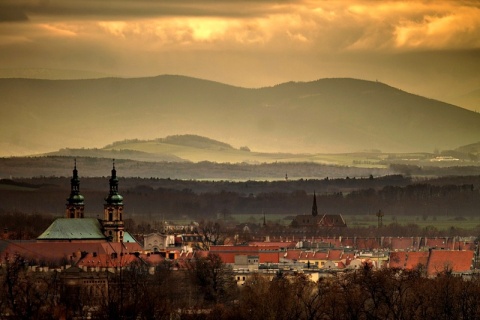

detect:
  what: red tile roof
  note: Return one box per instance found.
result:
[405,252,429,270]
[356,238,380,250]
[318,237,342,248]
[388,238,415,250]
[0,241,142,266]
[424,238,449,249]
[77,252,138,268]
[283,250,302,260]
[328,250,343,261]
[389,252,407,268]
[248,241,297,249]
[296,251,326,261]
[427,250,474,276]
[142,253,165,266]
[453,241,475,251]
[342,238,355,247]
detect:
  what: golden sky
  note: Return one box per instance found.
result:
[1,0,479,109]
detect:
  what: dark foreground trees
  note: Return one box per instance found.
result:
[3,254,480,320]
[0,255,61,319]
[217,267,480,320]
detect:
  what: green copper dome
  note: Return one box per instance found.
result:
[105,193,123,204]
[105,159,123,205]
[68,193,85,204]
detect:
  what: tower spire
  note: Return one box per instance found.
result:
[103,159,125,242]
[66,158,85,218]
[312,191,318,217]
[107,158,119,197]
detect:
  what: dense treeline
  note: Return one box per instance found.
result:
[0,211,55,239]
[1,176,479,219]
[3,253,480,320]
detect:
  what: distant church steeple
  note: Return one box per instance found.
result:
[66,159,85,218]
[312,191,318,217]
[102,159,125,242]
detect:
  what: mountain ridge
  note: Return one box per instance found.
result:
[1,75,480,156]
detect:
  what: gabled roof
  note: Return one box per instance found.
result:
[356,238,380,250]
[427,250,474,276]
[317,237,342,248]
[78,252,139,268]
[389,252,407,268]
[37,218,105,240]
[405,251,429,270]
[342,238,355,247]
[142,253,165,266]
[388,237,416,251]
[298,251,328,261]
[209,245,280,264]
[423,237,449,249]
[285,249,345,262]
[319,214,347,227]
[0,240,143,265]
[99,242,143,256]
[283,249,302,260]
[328,250,343,261]
[123,231,137,244]
[248,241,297,249]
[454,240,475,251]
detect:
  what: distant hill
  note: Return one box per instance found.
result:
[448,88,480,113]
[44,135,316,164]
[42,147,186,162]
[456,141,480,157]
[105,135,235,151]
[37,134,479,168]
[2,75,480,156]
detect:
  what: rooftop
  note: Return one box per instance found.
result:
[37,218,106,241]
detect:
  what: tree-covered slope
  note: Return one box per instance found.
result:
[1,75,480,156]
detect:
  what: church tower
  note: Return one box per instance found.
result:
[102,160,125,242]
[312,191,318,217]
[66,159,85,218]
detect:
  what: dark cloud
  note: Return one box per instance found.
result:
[0,0,479,112]
[0,0,290,21]
[0,6,29,22]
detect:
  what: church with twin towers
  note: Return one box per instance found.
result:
[38,159,136,244]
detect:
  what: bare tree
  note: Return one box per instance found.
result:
[195,220,226,250]
[0,254,60,319]
[187,253,237,306]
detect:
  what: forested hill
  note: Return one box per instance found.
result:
[2,75,480,156]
